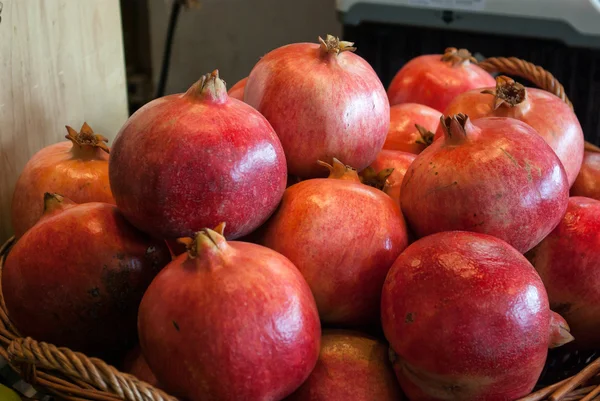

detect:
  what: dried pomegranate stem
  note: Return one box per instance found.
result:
[359,167,394,192]
[187,223,228,258]
[481,75,527,110]
[317,158,361,181]
[415,124,435,146]
[441,47,477,66]
[318,34,356,55]
[65,123,110,154]
[186,69,228,103]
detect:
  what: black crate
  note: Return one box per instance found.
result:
[343,22,600,145]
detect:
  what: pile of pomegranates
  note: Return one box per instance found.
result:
[6,34,600,401]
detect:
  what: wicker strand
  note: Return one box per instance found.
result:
[7,338,177,401]
[551,358,600,401]
[478,57,573,109]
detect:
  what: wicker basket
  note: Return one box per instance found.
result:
[0,56,599,401]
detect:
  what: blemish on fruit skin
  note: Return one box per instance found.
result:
[173,320,180,332]
[411,259,421,267]
[405,312,415,323]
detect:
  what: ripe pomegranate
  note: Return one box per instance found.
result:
[527,197,600,349]
[384,103,442,154]
[387,48,495,112]
[285,330,402,401]
[262,159,409,325]
[245,35,389,178]
[2,194,170,360]
[122,345,161,388]
[109,70,287,240]
[401,114,569,253]
[228,76,247,101]
[362,150,416,204]
[442,76,584,186]
[138,225,320,401]
[11,123,114,238]
[382,231,574,401]
[571,149,600,200]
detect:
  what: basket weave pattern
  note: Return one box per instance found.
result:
[0,56,598,401]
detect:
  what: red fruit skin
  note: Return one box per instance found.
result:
[285,330,403,401]
[442,87,584,187]
[387,54,495,112]
[2,202,170,359]
[122,345,161,388]
[11,141,114,238]
[369,150,416,204]
[527,197,600,349]
[245,43,390,178]
[262,178,409,325]
[109,80,287,240]
[228,76,247,101]
[138,239,321,401]
[382,231,555,401]
[571,151,600,200]
[384,103,442,154]
[401,117,569,253]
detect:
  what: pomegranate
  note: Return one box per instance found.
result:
[382,231,574,401]
[109,70,287,240]
[387,48,495,112]
[442,76,584,186]
[228,76,247,101]
[362,150,416,204]
[285,330,402,401]
[245,35,389,178]
[138,224,321,401]
[262,158,409,325]
[527,197,600,349]
[571,149,600,200]
[384,103,442,154]
[401,114,569,253]
[11,123,114,238]
[2,193,170,360]
[122,345,161,388]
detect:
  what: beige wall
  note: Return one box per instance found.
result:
[148,0,342,94]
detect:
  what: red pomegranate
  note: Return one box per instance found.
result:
[2,194,170,360]
[571,149,600,200]
[262,158,409,325]
[228,76,247,101]
[122,345,161,388]
[527,197,600,349]
[387,48,495,112]
[285,330,403,401]
[11,123,114,238]
[109,70,287,240]
[442,76,584,186]
[138,225,321,401]
[362,150,416,204]
[245,35,389,178]
[401,114,569,253]
[384,103,442,154]
[381,231,574,401]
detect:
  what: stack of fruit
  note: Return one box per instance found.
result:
[3,35,600,401]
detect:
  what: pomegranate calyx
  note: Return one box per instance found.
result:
[65,123,110,154]
[415,124,435,146]
[318,34,356,55]
[481,76,527,110]
[186,70,228,103]
[548,311,575,349]
[441,47,477,67]
[42,192,77,216]
[360,166,394,192]
[187,223,228,259]
[440,114,475,145]
[317,158,361,181]
[585,141,600,153]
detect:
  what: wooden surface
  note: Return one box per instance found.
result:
[0,0,129,242]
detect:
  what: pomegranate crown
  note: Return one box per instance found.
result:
[65,122,110,154]
[317,158,361,181]
[185,70,228,102]
[441,47,477,66]
[415,124,435,146]
[318,34,356,55]
[481,75,527,109]
[183,222,227,259]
